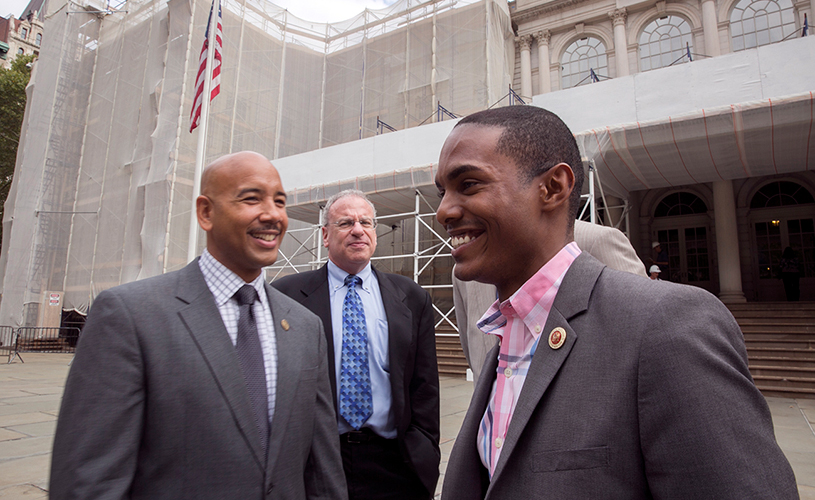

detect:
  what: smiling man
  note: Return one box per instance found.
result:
[273,189,440,500]
[51,151,346,499]
[435,107,798,499]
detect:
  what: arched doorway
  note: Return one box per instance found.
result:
[749,181,815,301]
[651,192,714,292]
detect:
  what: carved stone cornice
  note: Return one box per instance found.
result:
[512,0,593,23]
[609,7,627,26]
[517,34,534,51]
[533,29,551,46]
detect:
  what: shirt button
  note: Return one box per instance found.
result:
[495,437,503,448]
[534,325,542,333]
[503,367,513,378]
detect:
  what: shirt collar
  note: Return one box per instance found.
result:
[199,249,267,306]
[477,241,581,337]
[327,259,373,293]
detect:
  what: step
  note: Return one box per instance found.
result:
[755,385,815,399]
[728,302,815,312]
[748,347,815,356]
[747,347,815,359]
[751,375,815,390]
[749,365,815,378]
[740,324,815,334]
[737,317,815,327]
[436,356,469,366]
[748,356,815,368]
[745,340,815,350]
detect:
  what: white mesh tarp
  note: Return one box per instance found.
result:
[0,0,513,326]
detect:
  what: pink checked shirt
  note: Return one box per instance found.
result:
[476,242,581,477]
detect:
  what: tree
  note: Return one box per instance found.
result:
[0,53,36,247]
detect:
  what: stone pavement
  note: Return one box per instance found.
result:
[1,354,813,499]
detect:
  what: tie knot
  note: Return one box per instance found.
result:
[344,275,362,289]
[235,284,258,306]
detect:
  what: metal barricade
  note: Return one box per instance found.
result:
[8,327,82,363]
[0,326,16,363]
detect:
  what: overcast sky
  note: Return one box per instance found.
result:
[3,0,399,22]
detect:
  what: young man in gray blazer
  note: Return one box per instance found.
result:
[435,106,797,499]
[454,220,647,381]
[50,152,346,499]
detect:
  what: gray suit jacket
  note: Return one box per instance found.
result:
[454,221,648,380]
[272,265,441,495]
[442,253,798,499]
[50,260,346,500]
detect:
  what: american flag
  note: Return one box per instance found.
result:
[190,0,222,132]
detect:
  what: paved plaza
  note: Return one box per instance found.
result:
[1,353,813,498]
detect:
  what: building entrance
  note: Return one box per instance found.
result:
[749,181,815,301]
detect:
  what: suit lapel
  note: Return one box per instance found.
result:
[175,261,265,470]
[488,253,604,486]
[375,268,412,428]
[264,284,306,481]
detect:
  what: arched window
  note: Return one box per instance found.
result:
[654,192,708,217]
[750,181,814,208]
[35,33,42,46]
[561,37,608,89]
[730,0,796,52]
[639,16,693,71]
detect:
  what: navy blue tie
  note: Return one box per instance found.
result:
[339,275,373,430]
[234,285,269,454]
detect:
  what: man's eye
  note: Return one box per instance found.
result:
[337,220,354,229]
[358,219,374,229]
[437,190,445,199]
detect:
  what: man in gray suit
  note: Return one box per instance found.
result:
[50,151,346,499]
[454,220,646,381]
[435,106,798,499]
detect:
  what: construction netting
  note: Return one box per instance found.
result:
[0,0,514,326]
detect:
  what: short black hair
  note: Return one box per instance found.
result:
[456,106,584,222]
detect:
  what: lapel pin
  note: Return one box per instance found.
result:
[280,319,290,331]
[548,327,566,350]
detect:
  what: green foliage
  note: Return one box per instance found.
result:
[0,53,36,246]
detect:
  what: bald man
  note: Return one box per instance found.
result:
[51,152,347,499]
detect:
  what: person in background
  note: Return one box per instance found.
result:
[780,246,801,301]
[649,264,662,280]
[273,189,440,500]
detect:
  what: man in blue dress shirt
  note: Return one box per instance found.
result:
[273,189,440,500]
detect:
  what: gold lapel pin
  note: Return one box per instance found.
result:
[548,327,566,350]
[280,319,290,331]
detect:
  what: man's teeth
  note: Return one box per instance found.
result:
[451,235,473,249]
[252,233,276,242]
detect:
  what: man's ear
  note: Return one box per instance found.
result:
[197,195,214,232]
[539,163,575,213]
[321,225,330,248]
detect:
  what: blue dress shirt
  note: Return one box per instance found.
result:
[327,260,396,438]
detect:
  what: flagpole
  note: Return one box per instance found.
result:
[187,0,220,264]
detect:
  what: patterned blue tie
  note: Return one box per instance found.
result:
[339,274,373,430]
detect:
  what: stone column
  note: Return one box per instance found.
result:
[609,8,629,77]
[713,180,746,303]
[534,30,551,94]
[518,34,533,99]
[701,0,721,56]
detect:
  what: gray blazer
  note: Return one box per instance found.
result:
[442,253,798,499]
[50,260,347,500]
